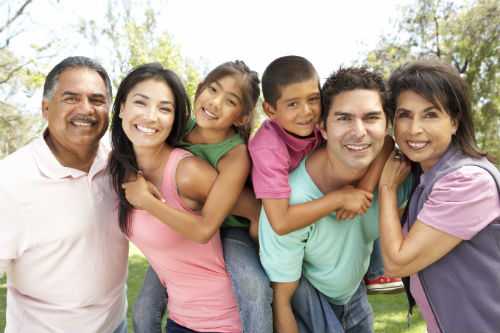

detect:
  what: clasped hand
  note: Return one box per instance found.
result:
[121,172,165,209]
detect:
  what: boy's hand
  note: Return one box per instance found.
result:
[122,173,165,209]
[336,185,373,220]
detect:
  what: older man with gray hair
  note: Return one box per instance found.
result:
[0,56,129,332]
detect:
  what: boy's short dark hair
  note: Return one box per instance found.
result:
[262,55,318,107]
[321,67,387,124]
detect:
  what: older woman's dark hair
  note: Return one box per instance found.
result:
[195,60,259,142]
[108,63,191,235]
[388,59,490,161]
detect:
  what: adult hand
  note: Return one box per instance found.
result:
[379,150,411,191]
[122,173,165,209]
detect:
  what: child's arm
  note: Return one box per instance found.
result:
[273,281,300,333]
[123,147,251,244]
[357,135,395,192]
[231,187,261,241]
[337,135,394,220]
[263,186,372,235]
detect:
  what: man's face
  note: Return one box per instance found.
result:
[42,67,110,154]
[265,78,321,137]
[322,89,387,171]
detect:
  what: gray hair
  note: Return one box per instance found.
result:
[42,56,112,102]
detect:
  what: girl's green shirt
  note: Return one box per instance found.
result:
[178,118,249,228]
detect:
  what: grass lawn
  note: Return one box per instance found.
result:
[0,250,426,332]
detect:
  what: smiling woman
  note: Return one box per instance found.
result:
[379,60,500,333]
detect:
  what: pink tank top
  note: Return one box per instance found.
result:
[128,148,241,332]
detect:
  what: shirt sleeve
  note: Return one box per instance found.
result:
[0,186,22,262]
[250,146,291,199]
[417,166,500,240]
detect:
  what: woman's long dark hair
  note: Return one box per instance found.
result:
[108,63,191,235]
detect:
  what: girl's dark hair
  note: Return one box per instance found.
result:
[388,59,491,161]
[108,63,191,235]
[195,60,259,142]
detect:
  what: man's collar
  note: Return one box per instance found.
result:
[33,130,108,179]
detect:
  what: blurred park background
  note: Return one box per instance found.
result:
[1,0,498,331]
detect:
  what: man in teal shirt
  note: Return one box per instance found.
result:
[259,67,411,333]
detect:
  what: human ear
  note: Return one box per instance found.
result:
[262,101,276,118]
[320,120,328,141]
[42,99,49,120]
[119,103,124,119]
[233,113,250,127]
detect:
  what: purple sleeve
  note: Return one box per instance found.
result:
[417,166,500,240]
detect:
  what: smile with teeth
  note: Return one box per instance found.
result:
[407,141,428,150]
[135,124,158,134]
[201,107,218,119]
[71,120,94,127]
[345,144,370,152]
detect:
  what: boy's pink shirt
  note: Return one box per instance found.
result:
[249,119,322,199]
[128,149,241,333]
[407,166,500,333]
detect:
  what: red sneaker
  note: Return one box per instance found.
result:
[365,276,404,294]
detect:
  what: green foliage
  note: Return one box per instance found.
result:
[0,1,50,158]
[364,0,500,163]
[0,102,44,158]
[79,1,200,99]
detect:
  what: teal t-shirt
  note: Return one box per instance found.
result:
[259,157,412,304]
[178,118,249,228]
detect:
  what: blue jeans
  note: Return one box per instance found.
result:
[133,227,273,333]
[365,239,384,279]
[166,319,219,333]
[292,278,373,333]
[112,320,128,333]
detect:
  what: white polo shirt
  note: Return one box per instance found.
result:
[0,135,129,333]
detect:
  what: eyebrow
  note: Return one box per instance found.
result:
[133,93,174,105]
[396,106,438,113]
[214,81,242,102]
[62,91,107,100]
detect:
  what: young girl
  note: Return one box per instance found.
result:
[108,63,245,332]
[128,61,272,333]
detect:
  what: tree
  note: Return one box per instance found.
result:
[78,1,200,99]
[0,0,53,158]
[364,0,500,162]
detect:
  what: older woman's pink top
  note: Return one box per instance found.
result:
[128,148,242,333]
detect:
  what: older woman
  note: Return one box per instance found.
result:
[378,60,500,333]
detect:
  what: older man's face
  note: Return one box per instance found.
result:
[321,89,387,171]
[42,67,109,155]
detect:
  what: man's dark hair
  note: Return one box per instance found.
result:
[321,67,387,124]
[43,56,112,101]
[262,55,318,107]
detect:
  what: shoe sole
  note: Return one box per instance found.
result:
[366,285,405,295]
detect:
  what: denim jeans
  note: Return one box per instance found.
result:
[132,265,166,333]
[221,227,273,333]
[112,320,128,333]
[166,319,214,333]
[292,278,373,333]
[365,239,384,279]
[133,227,273,333]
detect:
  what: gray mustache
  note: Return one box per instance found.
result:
[70,115,98,124]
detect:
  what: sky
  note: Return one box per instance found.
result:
[11,0,412,79]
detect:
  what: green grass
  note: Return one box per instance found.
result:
[0,251,425,332]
